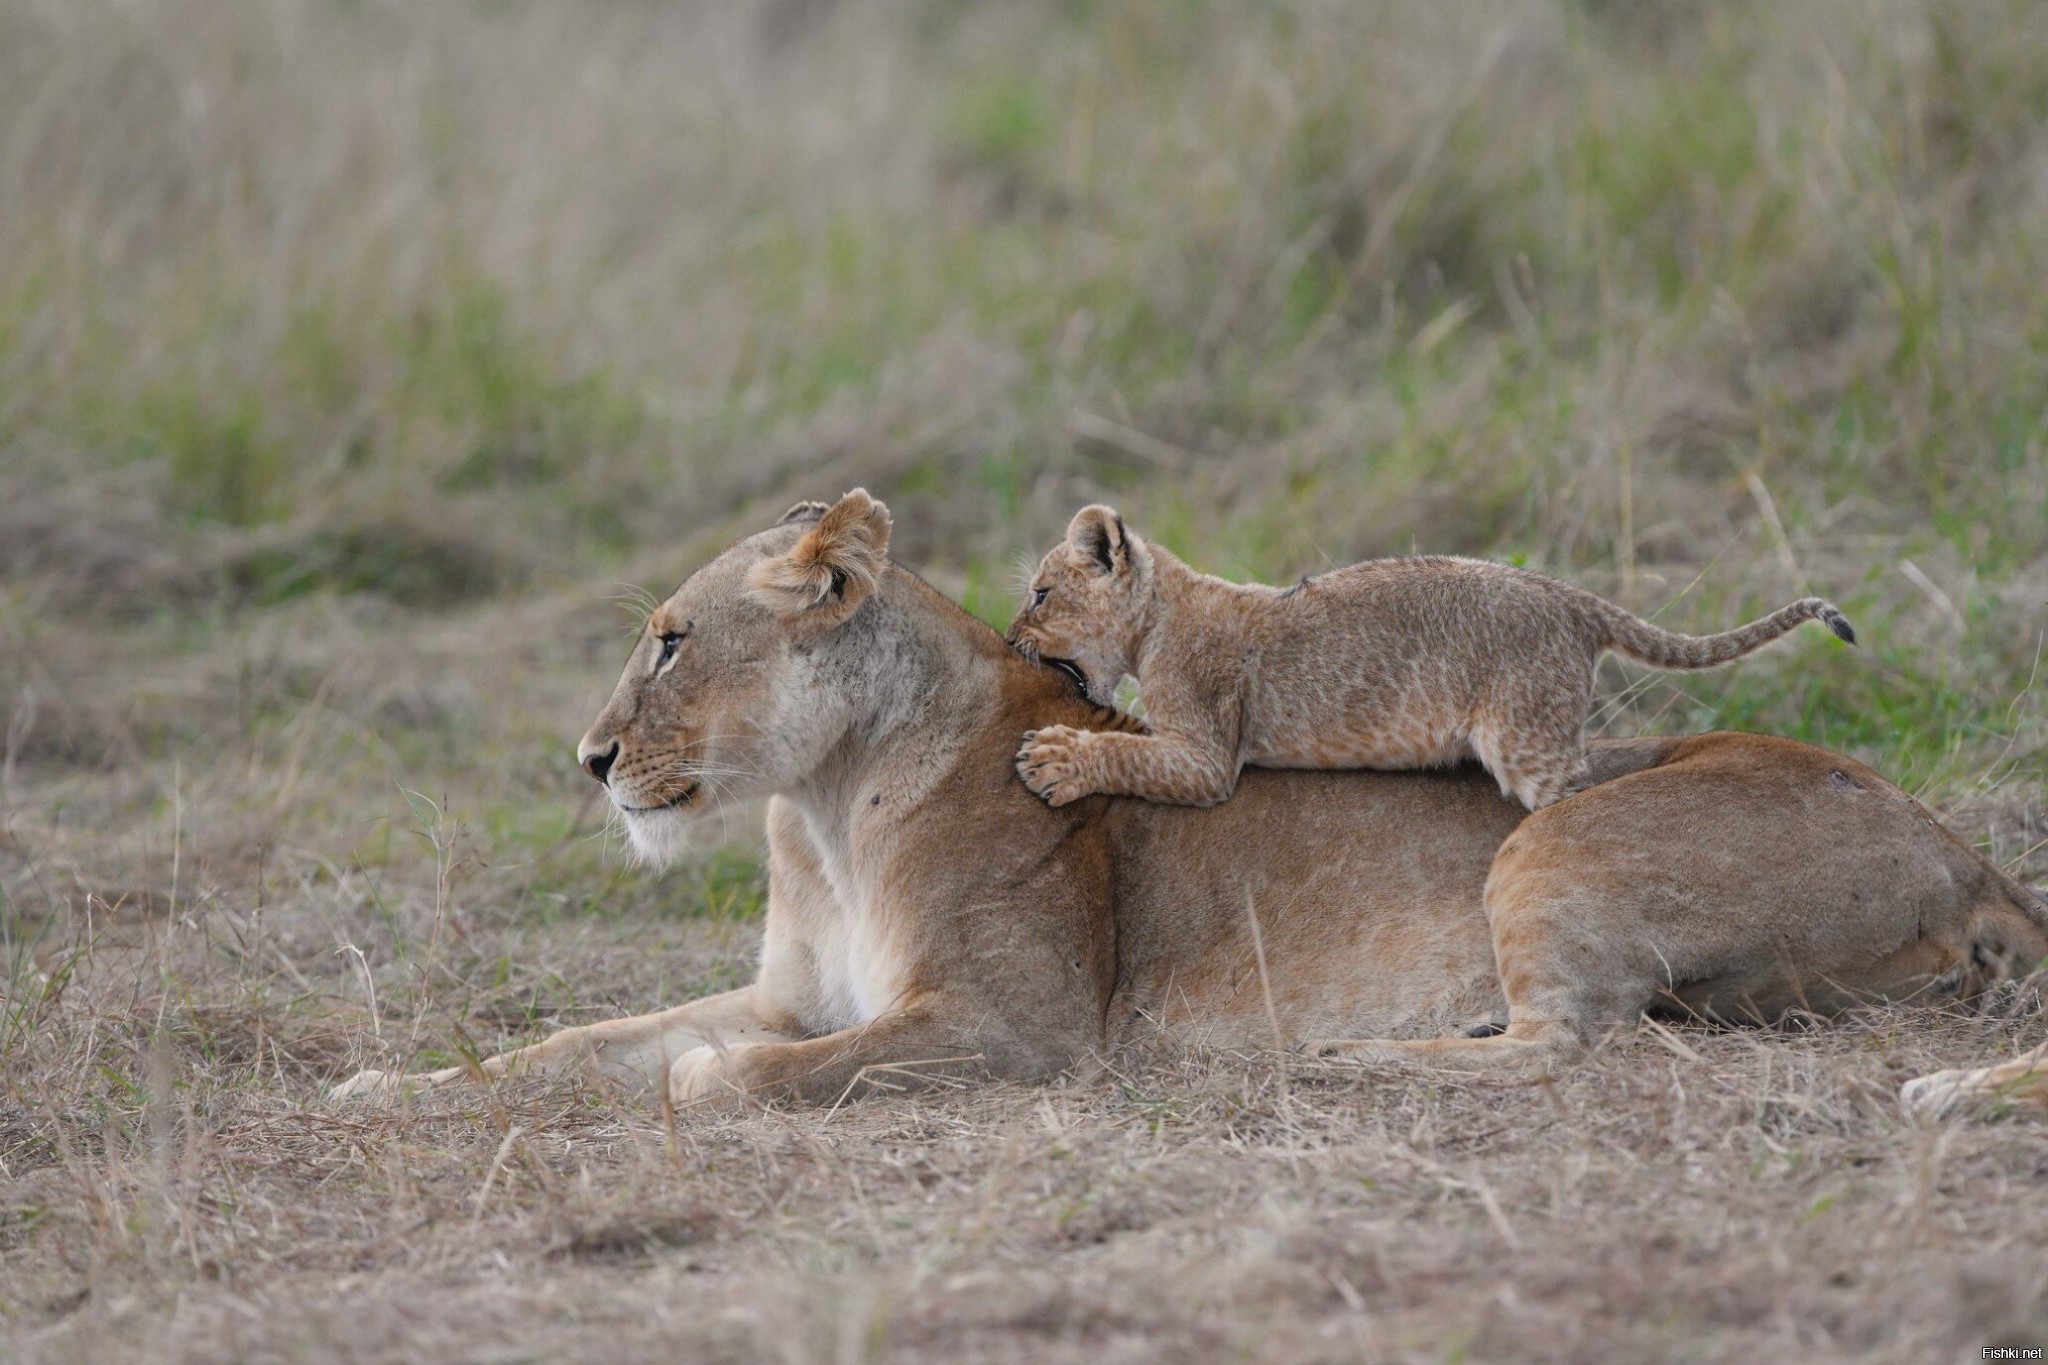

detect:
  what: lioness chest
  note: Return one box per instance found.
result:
[805,902,903,1029]
[790,812,917,1033]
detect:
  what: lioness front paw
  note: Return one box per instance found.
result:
[669,1043,768,1111]
[1016,725,1095,806]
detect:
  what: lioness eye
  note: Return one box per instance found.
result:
[656,630,685,667]
[1032,586,1050,607]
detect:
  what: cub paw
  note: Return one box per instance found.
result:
[1015,726,1094,806]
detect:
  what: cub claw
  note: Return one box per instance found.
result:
[1015,725,1092,806]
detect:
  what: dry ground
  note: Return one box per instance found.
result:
[5,857,2048,1365]
[2,571,2044,1364]
[5,896,2048,1364]
[5,1,2048,1361]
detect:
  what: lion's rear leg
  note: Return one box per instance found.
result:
[1313,1013,1583,1074]
[1313,806,1679,1075]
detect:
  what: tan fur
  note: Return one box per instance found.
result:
[332,495,2043,1107]
[747,490,893,625]
[1902,1038,2048,1118]
[1005,505,1855,810]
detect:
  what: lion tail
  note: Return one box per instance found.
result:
[1596,596,1855,671]
[1974,871,2048,979]
[2018,880,2048,948]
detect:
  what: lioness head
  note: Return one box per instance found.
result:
[1004,504,1154,708]
[576,489,893,864]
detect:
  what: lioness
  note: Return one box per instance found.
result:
[1007,504,1853,812]
[333,490,2046,1105]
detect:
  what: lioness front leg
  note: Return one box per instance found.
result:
[1016,726,1237,807]
[332,985,799,1101]
[669,999,1028,1108]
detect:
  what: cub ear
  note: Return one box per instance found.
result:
[1065,504,1131,576]
[750,488,893,623]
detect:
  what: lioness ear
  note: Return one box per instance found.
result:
[750,488,893,623]
[776,500,831,525]
[1065,504,1131,576]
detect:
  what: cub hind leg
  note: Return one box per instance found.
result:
[1469,684,1594,810]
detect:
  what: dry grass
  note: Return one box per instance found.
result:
[4,0,2048,1359]
[6,897,2048,1362]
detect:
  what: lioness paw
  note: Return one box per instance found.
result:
[331,1068,402,1102]
[669,1044,761,1111]
[1016,725,1094,806]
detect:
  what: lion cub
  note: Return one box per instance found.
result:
[1005,505,1855,811]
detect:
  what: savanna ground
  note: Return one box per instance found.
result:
[3,1,2047,1360]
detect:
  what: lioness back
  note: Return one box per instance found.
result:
[1007,505,1854,811]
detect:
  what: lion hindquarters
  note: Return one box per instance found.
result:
[1310,843,1678,1075]
[1330,739,2048,1080]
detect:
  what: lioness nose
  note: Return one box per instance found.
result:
[579,737,619,786]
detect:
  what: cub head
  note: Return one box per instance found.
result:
[1004,503,1154,708]
[575,488,893,864]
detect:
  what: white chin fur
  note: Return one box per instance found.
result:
[621,806,696,867]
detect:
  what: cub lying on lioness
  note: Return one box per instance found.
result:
[330,489,2044,1107]
[1007,505,1855,810]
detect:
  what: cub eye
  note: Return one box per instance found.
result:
[1031,586,1050,608]
[656,629,686,668]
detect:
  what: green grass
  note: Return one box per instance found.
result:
[1,0,2043,910]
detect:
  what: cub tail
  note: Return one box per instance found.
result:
[1598,596,1855,671]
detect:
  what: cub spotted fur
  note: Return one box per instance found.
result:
[1006,505,1856,810]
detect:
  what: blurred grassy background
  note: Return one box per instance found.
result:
[4,6,2046,1352]
[1,0,2044,927]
